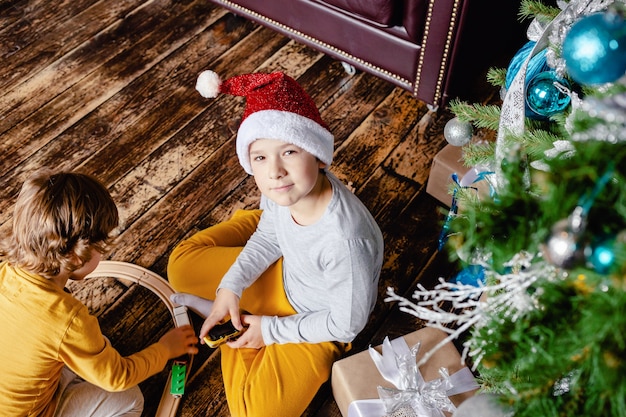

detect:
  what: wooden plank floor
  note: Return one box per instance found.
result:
[1,1,510,416]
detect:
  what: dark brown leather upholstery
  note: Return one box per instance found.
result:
[319,0,397,27]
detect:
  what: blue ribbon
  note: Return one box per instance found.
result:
[438,170,494,250]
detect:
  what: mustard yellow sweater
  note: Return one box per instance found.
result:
[0,262,170,416]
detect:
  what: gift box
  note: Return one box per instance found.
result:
[331,327,479,417]
[426,144,465,207]
[426,144,492,207]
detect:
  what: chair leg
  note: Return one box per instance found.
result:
[341,61,356,75]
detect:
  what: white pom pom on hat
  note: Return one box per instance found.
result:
[194,70,334,175]
[195,70,222,98]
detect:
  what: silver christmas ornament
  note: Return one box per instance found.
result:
[444,117,473,146]
[542,207,587,269]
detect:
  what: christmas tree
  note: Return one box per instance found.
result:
[387,0,626,415]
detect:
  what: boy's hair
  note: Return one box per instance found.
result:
[0,170,119,279]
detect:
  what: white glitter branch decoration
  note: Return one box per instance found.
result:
[386,252,557,371]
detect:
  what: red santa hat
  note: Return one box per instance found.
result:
[196,70,334,175]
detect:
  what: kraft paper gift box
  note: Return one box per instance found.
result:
[426,144,492,208]
[331,326,479,417]
[426,144,466,207]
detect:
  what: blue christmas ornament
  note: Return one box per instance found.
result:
[586,236,616,274]
[505,41,551,119]
[526,71,571,117]
[562,11,626,85]
[453,264,485,287]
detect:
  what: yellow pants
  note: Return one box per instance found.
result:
[167,209,348,417]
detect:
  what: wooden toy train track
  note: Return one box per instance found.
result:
[86,261,193,417]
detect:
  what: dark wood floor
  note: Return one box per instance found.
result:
[1,1,512,416]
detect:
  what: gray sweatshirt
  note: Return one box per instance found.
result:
[218,172,384,345]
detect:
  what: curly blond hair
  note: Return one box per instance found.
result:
[0,170,119,279]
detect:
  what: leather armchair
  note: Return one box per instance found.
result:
[206,0,522,108]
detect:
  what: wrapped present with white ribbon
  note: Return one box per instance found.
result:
[331,327,479,417]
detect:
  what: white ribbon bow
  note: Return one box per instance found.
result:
[347,336,479,417]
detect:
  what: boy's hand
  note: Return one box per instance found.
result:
[199,288,241,343]
[226,314,265,349]
[159,325,198,358]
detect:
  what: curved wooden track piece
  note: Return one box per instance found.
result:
[86,260,193,417]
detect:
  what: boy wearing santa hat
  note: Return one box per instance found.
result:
[168,71,384,417]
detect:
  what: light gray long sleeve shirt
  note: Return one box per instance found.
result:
[218,172,384,345]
